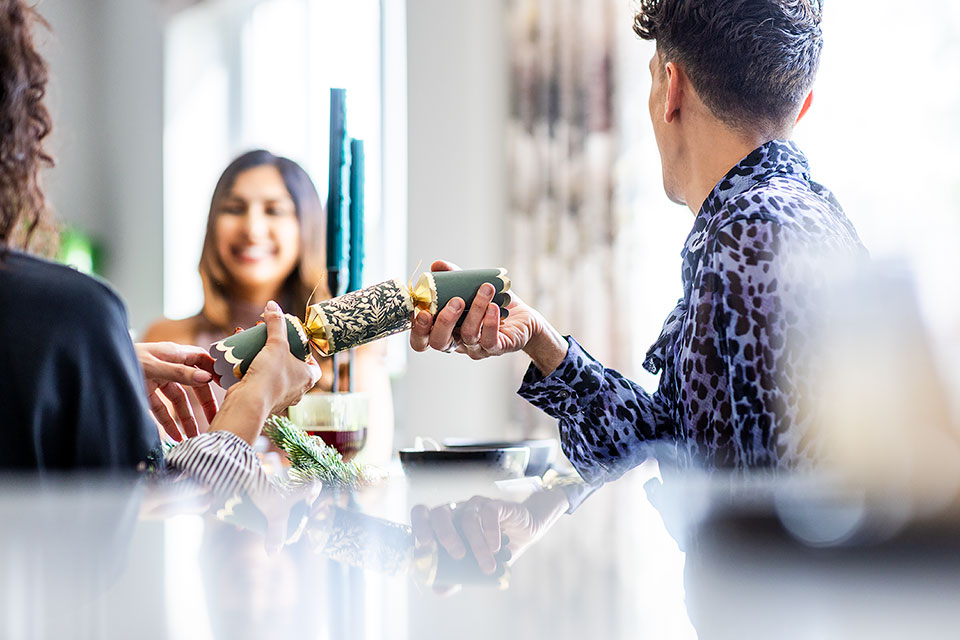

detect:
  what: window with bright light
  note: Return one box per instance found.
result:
[163,0,405,322]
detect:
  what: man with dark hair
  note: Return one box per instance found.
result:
[411,0,865,501]
[635,0,824,136]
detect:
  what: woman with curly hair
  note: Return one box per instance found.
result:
[0,0,320,472]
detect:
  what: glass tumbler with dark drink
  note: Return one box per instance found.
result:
[288,392,369,462]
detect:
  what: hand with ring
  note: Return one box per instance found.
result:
[409,260,556,364]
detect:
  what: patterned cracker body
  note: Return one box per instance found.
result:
[308,278,414,355]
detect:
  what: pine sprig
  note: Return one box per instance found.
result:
[263,415,374,489]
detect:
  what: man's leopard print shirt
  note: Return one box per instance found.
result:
[518,140,867,485]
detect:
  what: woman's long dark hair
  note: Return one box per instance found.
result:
[198,150,325,332]
[0,0,54,256]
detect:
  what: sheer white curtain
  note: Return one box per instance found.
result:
[506,0,639,432]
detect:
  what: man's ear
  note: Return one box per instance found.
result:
[663,61,683,124]
[796,90,814,124]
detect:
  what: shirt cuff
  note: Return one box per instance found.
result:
[165,430,271,497]
[517,337,605,419]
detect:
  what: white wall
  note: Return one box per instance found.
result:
[98,0,166,334]
[395,0,516,445]
[38,0,164,334]
[37,0,104,240]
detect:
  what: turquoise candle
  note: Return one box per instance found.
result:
[326,88,349,298]
[348,139,364,293]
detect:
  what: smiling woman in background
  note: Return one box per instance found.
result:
[144,151,394,463]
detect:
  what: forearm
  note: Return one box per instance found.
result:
[209,379,274,445]
[165,430,271,496]
[519,338,677,484]
[522,313,568,376]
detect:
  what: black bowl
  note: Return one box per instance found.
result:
[399,447,530,481]
[442,438,558,477]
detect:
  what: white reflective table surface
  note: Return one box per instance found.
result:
[3,463,959,640]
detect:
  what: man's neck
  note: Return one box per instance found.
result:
[682,122,788,215]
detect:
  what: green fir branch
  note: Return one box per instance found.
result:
[263,415,374,489]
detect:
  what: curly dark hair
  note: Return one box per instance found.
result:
[635,0,824,132]
[0,0,54,255]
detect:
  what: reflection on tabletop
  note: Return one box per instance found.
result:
[5,456,960,640]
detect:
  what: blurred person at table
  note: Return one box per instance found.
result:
[144,150,394,463]
[0,0,319,473]
[411,0,866,503]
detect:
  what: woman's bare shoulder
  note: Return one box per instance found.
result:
[142,315,203,345]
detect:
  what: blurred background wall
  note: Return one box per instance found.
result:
[39,0,164,333]
[392,0,513,444]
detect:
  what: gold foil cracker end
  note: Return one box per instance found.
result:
[303,304,332,355]
[408,272,437,315]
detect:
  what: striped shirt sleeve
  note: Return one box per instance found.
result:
[165,430,272,497]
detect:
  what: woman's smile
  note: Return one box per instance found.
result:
[231,243,279,264]
[214,165,302,299]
